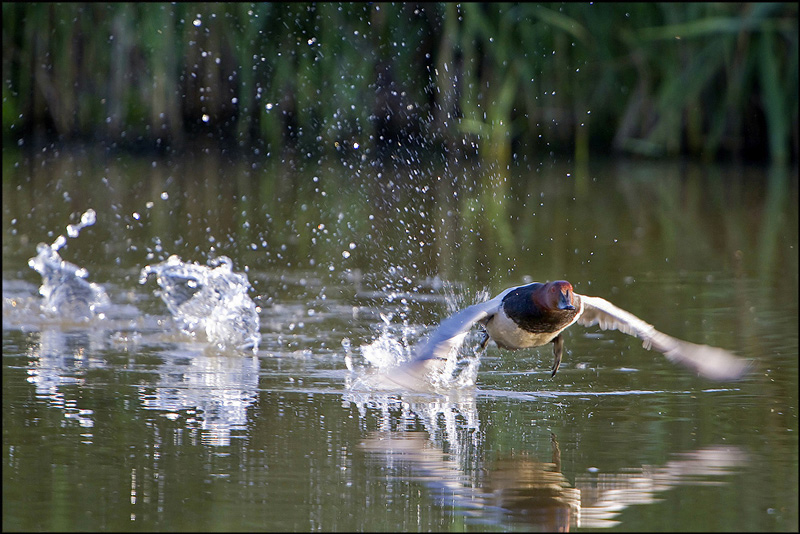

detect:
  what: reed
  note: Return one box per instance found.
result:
[2,3,796,164]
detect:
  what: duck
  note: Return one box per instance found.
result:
[396,280,750,385]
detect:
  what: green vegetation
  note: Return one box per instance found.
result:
[2,3,797,164]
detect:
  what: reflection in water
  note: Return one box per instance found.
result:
[575,446,750,528]
[14,208,262,446]
[362,431,579,531]
[2,152,796,531]
[344,388,480,442]
[349,384,748,530]
[361,428,747,530]
[23,205,114,428]
[15,207,127,432]
[138,348,260,447]
[484,442,580,531]
[25,327,108,429]
[139,255,261,352]
[23,323,260,446]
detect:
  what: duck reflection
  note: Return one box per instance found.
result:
[359,415,746,530]
[361,431,579,531]
[481,435,579,529]
[575,445,749,528]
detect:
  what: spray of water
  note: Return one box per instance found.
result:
[27,209,110,321]
[139,255,261,352]
[346,280,492,393]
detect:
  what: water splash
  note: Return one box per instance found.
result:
[27,209,110,321]
[139,255,261,352]
[346,282,491,392]
[65,209,97,239]
[359,312,416,369]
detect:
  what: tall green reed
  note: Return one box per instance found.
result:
[2,3,796,165]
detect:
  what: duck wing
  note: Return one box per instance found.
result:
[382,288,515,390]
[576,294,750,381]
[413,288,514,362]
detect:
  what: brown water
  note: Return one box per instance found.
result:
[2,147,798,531]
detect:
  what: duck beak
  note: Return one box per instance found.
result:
[557,291,575,310]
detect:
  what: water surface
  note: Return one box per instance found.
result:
[3,148,797,531]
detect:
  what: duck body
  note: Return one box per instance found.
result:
[400,280,750,385]
[483,282,581,350]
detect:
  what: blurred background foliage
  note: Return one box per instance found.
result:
[2,2,798,165]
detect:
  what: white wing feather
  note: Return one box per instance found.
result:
[413,292,506,361]
[386,287,515,389]
[577,294,750,381]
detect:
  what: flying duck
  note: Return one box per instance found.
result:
[397,280,750,385]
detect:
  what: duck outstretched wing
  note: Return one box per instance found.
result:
[413,288,514,362]
[576,294,751,381]
[381,288,516,390]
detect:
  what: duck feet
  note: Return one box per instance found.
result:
[551,334,564,377]
[479,328,490,349]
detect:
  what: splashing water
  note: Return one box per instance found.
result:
[359,312,417,369]
[27,209,110,321]
[139,255,261,352]
[66,209,97,238]
[346,282,491,392]
[430,283,494,388]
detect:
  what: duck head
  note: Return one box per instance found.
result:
[536,280,576,311]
